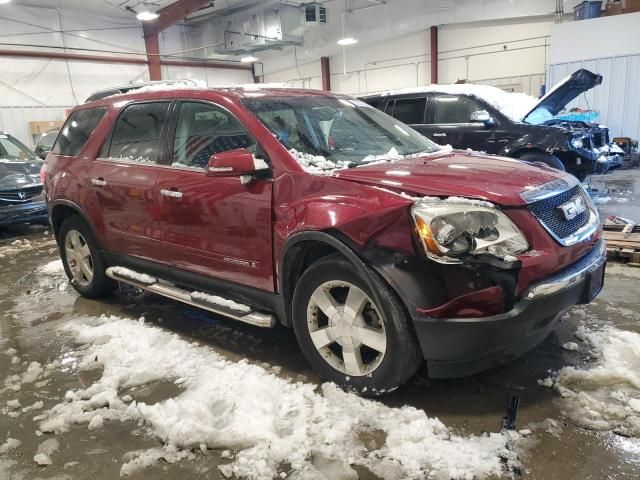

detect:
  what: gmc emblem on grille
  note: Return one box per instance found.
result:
[558,195,587,221]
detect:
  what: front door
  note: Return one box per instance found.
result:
[417,95,501,153]
[153,100,274,292]
[89,101,170,257]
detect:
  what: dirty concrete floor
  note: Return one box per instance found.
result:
[586,168,640,223]
[1,171,640,479]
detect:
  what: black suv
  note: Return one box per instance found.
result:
[361,69,618,180]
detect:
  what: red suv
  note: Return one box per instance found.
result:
[44,85,605,394]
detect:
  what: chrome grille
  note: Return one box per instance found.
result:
[528,185,591,240]
[0,185,43,204]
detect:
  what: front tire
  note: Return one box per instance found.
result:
[292,254,422,395]
[518,152,565,171]
[59,215,116,298]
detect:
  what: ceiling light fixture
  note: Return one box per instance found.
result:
[136,10,159,21]
[337,37,358,46]
[240,55,258,63]
[0,0,13,5]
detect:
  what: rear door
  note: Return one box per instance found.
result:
[152,100,274,291]
[418,94,500,152]
[89,101,170,257]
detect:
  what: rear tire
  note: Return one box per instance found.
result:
[58,215,116,298]
[292,254,422,396]
[519,152,565,171]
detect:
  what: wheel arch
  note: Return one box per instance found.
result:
[278,230,377,327]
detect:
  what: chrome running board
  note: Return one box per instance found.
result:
[105,266,276,328]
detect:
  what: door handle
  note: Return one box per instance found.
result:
[433,133,447,137]
[160,188,183,199]
[91,178,107,187]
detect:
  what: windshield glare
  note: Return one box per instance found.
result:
[0,135,37,161]
[243,96,440,169]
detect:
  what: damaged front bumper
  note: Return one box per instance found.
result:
[412,240,606,378]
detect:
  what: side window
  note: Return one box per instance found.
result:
[172,102,255,169]
[390,98,426,124]
[52,107,106,157]
[108,102,170,163]
[433,96,482,124]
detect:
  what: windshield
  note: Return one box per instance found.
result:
[243,96,440,170]
[0,134,37,161]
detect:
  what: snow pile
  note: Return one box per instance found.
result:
[376,84,538,122]
[288,149,347,174]
[541,325,640,436]
[191,291,251,313]
[39,315,517,479]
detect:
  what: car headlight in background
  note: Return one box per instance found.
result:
[412,200,528,264]
[570,137,584,149]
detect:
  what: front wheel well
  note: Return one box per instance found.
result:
[51,205,81,239]
[280,238,351,327]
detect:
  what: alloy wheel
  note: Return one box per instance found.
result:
[306,281,387,376]
[64,230,94,287]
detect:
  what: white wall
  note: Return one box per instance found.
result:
[550,12,640,64]
[0,4,252,146]
[263,17,551,96]
[548,12,640,140]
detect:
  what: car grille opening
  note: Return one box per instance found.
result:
[0,185,44,204]
[528,185,591,241]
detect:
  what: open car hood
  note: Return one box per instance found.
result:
[522,69,602,124]
[333,150,567,207]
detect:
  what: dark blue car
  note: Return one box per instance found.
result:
[0,132,48,227]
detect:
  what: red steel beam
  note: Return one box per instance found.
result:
[0,49,251,71]
[320,56,331,91]
[430,25,438,84]
[142,0,213,80]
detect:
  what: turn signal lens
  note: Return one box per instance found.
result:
[415,215,440,254]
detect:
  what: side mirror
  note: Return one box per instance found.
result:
[470,110,495,125]
[205,148,269,177]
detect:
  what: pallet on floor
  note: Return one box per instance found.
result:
[604,230,640,265]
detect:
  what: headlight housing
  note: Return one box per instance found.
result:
[570,137,584,149]
[412,199,529,264]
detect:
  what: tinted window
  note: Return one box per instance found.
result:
[108,102,170,163]
[172,102,254,169]
[53,107,106,157]
[434,96,483,124]
[390,98,426,124]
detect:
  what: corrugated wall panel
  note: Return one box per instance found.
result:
[548,54,640,140]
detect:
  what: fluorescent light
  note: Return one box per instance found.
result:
[136,10,159,21]
[337,37,358,46]
[240,55,258,63]
[0,0,12,4]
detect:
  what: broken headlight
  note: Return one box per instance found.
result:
[570,137,584,149]
[412,199,528,264]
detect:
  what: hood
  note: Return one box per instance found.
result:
[522,69,602,124]
[0,158,43,190]
[333,151,567,207]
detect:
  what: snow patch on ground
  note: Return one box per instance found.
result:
[38,315,517,479]
[38,259,65,275]
[541,325,640,436]
[0,438,21,454]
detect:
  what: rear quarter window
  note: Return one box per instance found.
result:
[53,107,107,157]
